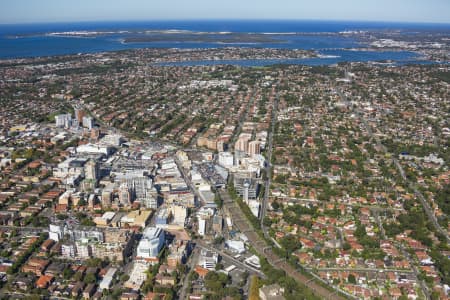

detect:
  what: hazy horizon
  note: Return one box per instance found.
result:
[1,18,450,27]
[1,0,449,25]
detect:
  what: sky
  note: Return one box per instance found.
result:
[0,0,449,24]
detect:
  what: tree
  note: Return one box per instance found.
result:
[188,271,199,281]
[73,271,83,281]
[215,263,224,271]
[271,200,280,210]
[280,235,302,253]
[342,242,351,251]
[431,291,441,300]
[63,267,74,280]
[213,236,224,246]
[204,271,229,293]
[263,216,273,227]
[348,274,356,284]
[83,273,97,284]
[56,214,68,220]
[86,258,104,268]
[0,250,10,258]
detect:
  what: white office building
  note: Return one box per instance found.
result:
[218,151,234,168]
[76,143,114,156]
[75,239,92,259]
[114,171,157,209]
[101,134,123,146]
[126,177,157,209]
[136,227,165,259]
[55,114,72,128]
[169,204,187,226]
[61,244,76,258]
[226,240,246,254]
[199,249,218,270]
[52,157,88,179]
[198,218,207,236]
[245,255,261,269]
[249,200,261,218]
[49,224,64,241]
[99,268,117,290]
[82,116,94,130]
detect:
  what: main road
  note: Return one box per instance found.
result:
[231,88,258,145]
[260,88,279,237]
[178,246,200,300]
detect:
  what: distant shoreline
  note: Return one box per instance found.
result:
[0,20,447,61]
